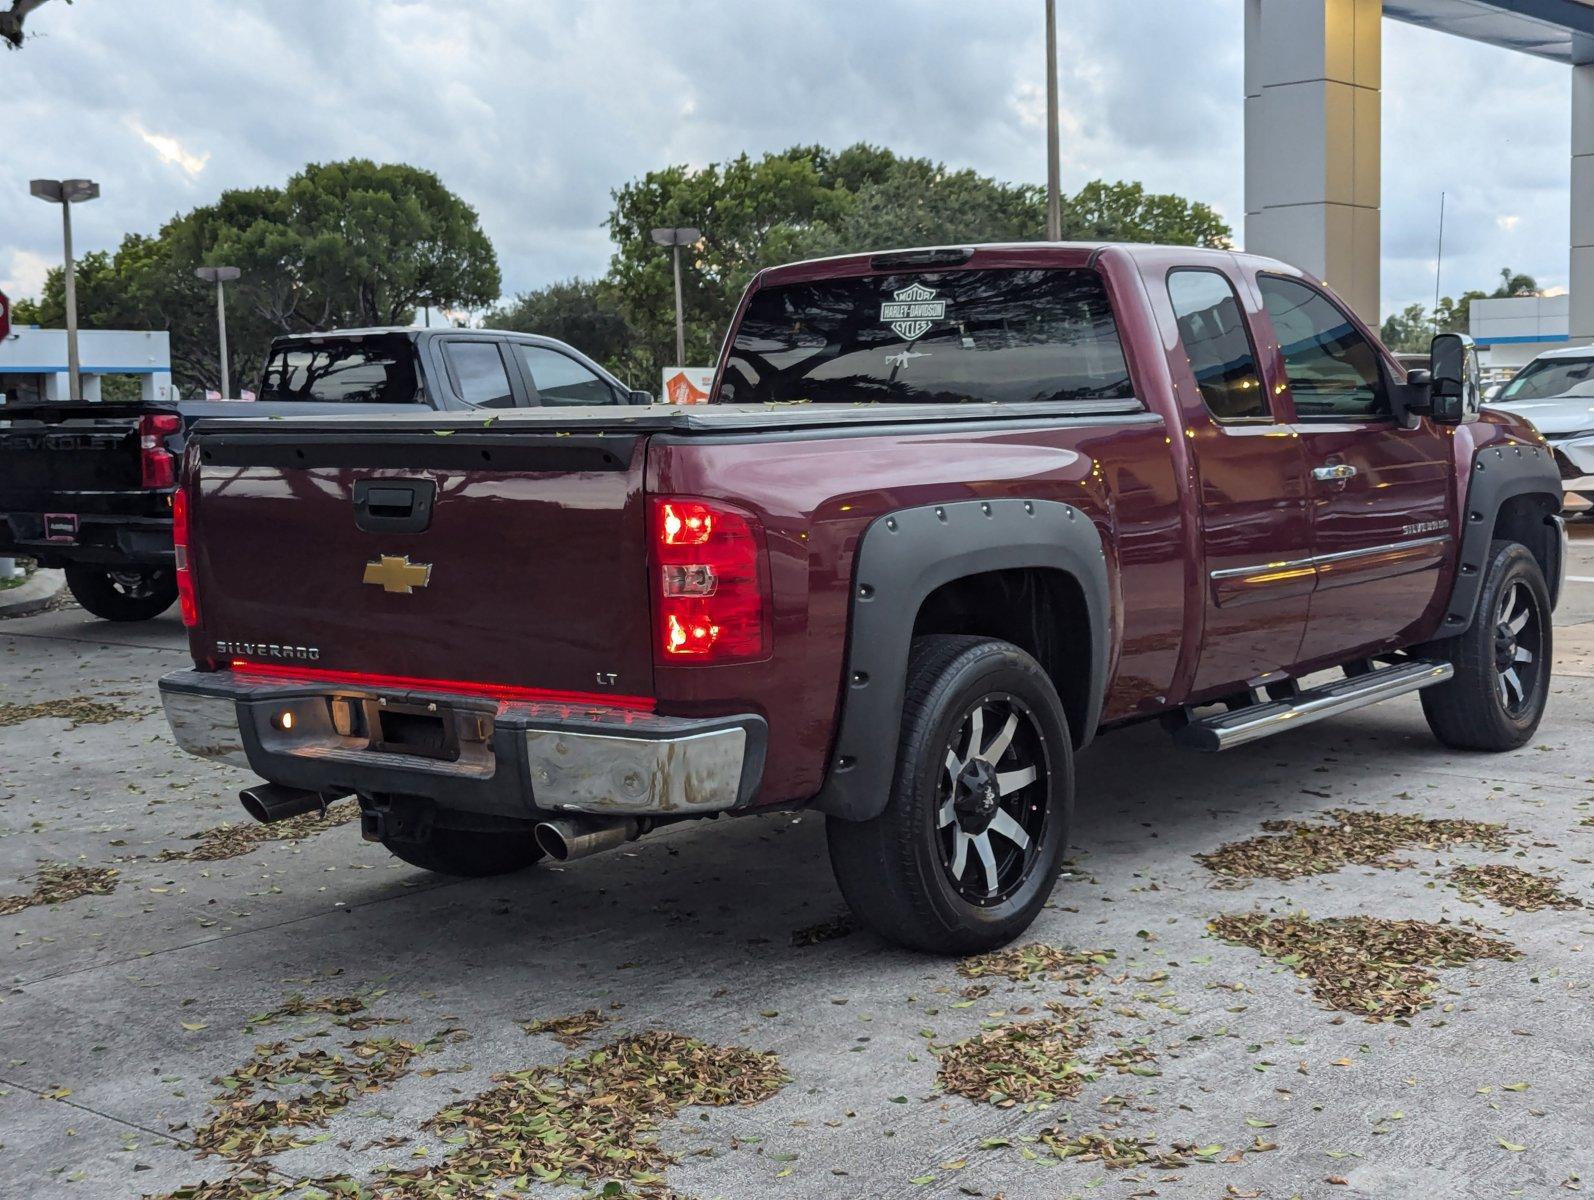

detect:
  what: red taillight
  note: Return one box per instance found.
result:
[172,487,199,627]
[139,413,180,490]
[651,498,768,663]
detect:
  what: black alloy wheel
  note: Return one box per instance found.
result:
[937,694,1050,905]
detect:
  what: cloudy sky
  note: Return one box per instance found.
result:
[0,0,1574,322]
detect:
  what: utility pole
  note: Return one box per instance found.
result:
[195,266,241,396]
[29,178,100,402]
[1432,192,1447,334]
[1045,0,1062,241]
[651,226,701,366]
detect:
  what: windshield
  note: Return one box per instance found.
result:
[719,268,1133,405]
[258,336,420,404]
[1497,355,1594,403]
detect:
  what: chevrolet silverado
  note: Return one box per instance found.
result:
[158,243,1565,953]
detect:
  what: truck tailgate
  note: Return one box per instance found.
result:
[188,427,654,701]
[0,414,144,507]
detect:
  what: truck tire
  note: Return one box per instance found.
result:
[64,565,177,622]
[1421,540,1552,752]
[826,635,1074,955]
[381,827,543,877]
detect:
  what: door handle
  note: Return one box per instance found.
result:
[352,479,436,533]
[1312,464,1358,482]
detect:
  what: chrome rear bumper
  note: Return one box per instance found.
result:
[159,669,764,819]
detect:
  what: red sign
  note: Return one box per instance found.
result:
[0,289,10,342]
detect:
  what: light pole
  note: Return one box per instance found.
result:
[195,266,241,396]
[29,178,100,402]
[650,226,700,366]
[1044,0,1062,240]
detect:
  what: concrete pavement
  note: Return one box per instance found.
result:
[1,530,1591,1199]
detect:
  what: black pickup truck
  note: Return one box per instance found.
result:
[0,327,647,620]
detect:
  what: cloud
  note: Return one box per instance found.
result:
[1,249,54,301]
[124,118,211,178]
[0,0,1576,323]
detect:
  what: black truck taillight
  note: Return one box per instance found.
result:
[172,487,199,627]
[139,413,181,489]
[650,497,770,664]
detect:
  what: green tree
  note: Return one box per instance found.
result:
[1380,303,1430,353]
[13,160,500,394]
[1491,268,1538,298]
[1060,180,1231,247]
[490,278,637,375]
[602,143,1232,385]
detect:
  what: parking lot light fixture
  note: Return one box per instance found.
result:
[29,177,101,402]
[195,266,242,397]
[651,226,701,368]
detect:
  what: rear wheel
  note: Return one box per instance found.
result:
[826,635,1074,955]
[1421,540,1552,751]
[381,826,543,877]
[64,565,177,622]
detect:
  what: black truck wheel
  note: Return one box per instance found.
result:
[64,565,178,622]
[826,635,1074,955]
[381,826,544,877]
[1421,540,1552,752]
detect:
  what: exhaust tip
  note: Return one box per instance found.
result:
[534,821,573,861]
[239,787,272,824]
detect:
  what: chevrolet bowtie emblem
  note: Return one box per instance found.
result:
[362,554,432,594]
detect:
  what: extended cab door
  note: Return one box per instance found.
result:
[1252,273,1452,665]
[1160,264,1315,695]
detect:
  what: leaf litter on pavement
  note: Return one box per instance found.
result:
[937,1012,1096,1105]
[1208,912,1519,1020]
[0,861,119,915]
[148,1026,787,1200]
[157,800,360,862]
[957,942,1116,984]
[0,694,137,728]
[1448,863,1583,911]
[519,1006,612,1047]
[1196,808,1510,883]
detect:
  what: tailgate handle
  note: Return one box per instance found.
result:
[352,479,436,533]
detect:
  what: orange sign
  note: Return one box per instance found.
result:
[662,367,714,405]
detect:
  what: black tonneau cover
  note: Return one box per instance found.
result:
[193,398,1147,440]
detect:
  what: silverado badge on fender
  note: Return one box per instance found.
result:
[362,554,432,594]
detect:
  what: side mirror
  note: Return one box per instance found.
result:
[628,389,655,405]
[1427,332,1482,425]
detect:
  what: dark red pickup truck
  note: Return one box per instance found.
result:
[159,243,1565,953]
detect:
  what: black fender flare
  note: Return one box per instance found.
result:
[813,498,1111,822]
[1440,442,1563,635]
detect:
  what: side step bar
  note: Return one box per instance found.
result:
[1173,660,1454,753]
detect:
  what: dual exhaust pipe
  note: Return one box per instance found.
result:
[239,783,643,863]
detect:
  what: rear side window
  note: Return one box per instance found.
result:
[1167,269,1268,421]
[258,337,419,404]
[517,345,616,406]
[719,268,1134,405]
[1259,275,1387,419]
[444,341,515,408]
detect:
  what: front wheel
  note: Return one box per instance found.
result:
[382,826,543,877]
[64,565,177,622]
[826,635,1074,955]
[1421,540,1552,751]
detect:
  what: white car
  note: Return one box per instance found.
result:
[1486,345,1594,509]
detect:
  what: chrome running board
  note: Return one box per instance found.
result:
[1173,660,1454,753]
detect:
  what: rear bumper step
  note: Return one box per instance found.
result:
[159,669,766,820]
[1173,660,1454,753]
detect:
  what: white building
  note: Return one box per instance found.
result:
[0,326,174,405]
[1469,294,1571,369]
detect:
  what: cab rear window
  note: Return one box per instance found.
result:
[719,268,1133,405]
[258,336,420,404]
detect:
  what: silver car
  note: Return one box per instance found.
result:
[1487,345,1594,509]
